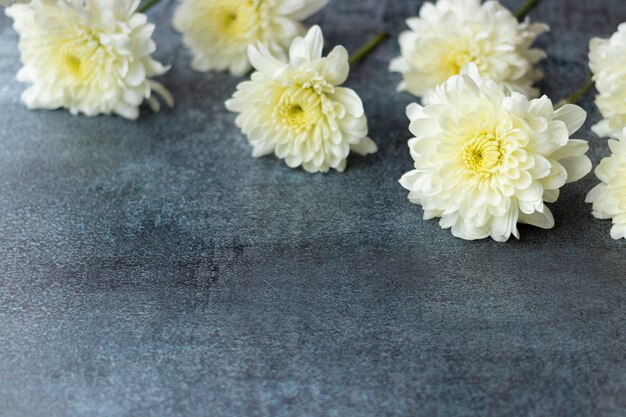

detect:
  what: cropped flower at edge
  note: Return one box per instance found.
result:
[400,64,592,242]
[6,0,173,120]
[589,23,626,138]
[173,0,329,77]
[226,25,377,173]
[586,130,626,240]
[390,0,549,104]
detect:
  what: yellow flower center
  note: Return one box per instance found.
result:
[274,86,323,134]
[211,0,258,39]
[63,53,83,76]
[55,31,101,83]
[443,46,482,76]
[462,132,502,174]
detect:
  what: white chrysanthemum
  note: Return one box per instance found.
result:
[225,26,377,173]
[6,0,173,120]
[589,23,626,138]
[389,0,548,103]
[586,130,626,240]
[173,0,329,76]
[399,64,592,242]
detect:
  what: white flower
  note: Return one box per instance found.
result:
[399,64,592,242]
[225,25,377,173]
[589,23,626,138]
[586,130,626,240]
[6,0,173,120]
[173,0,329,76]
[389,0,548,103]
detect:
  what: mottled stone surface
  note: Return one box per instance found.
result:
[0,1,625,416]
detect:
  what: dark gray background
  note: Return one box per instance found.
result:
[1,1,625,416]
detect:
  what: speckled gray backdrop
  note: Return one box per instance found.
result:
[0,1,625,416]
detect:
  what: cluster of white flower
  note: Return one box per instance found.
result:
[4,0,372,172]
[392,0,594,241]
[585,24,626,240]
[3,0,625,241]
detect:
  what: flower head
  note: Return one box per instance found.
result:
[390,0,548,103]
[226,25,377,173]
[589,23,626,138]
[173,0,329,76]
[6,0,172,120]
[400,64,592,242]
[586,130,626,240]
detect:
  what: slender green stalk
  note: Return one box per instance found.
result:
[515,0,540,20]
[137,0,162,14]
[349,32,390,66]
[556,78,595,109]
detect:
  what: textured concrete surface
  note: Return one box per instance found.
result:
[1,1,625,416]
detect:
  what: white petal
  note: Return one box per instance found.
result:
[519,208,555,229]
[351,137,377,156]
[554,104,587,135]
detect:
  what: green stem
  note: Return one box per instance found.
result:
[556,78,595,109]
[137,0,162,13]
[348,32,390,65]
[514,0,540,20]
